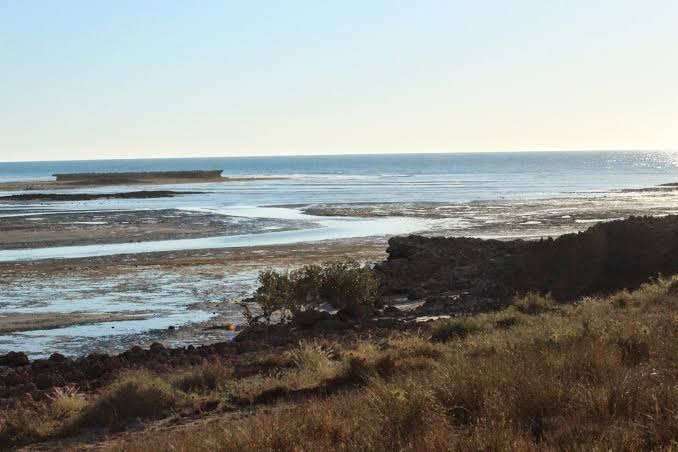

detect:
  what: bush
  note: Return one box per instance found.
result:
[512,292,555,314]
[76,371,183,429]
[610,290,633,308]
[48,386,87,419]
[388,334,443,359]
[251,260,378,324]
[320,261,378,315]
[0,409,45,448]
[617,333,651,366]
[173,362,232,393]
[430,317,484,342]
[285,340,337,374]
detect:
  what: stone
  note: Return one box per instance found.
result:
[292,310,332,328]
[0,351,29,367]
[48,353,68,363]
[149,342,166,353]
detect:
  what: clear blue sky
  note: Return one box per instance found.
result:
[1,1,677,161]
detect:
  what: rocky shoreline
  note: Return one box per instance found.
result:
[2,215,677,404]
[377,215,678,312]
[0,314,412,402]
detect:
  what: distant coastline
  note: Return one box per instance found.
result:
[0,170,286,191]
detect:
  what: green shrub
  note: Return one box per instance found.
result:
[512,292,555,314]
[319,261,378,315]
[251,260,377,324]
[253,270,295,324]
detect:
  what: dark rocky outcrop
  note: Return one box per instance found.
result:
[376,215,678,311]
[0,190,199,202]
[53,170,223,183]
[0,352,29,367]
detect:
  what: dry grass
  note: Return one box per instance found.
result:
[388,333,443,360]
[512,291,555,314]
[0,409,50,449]
[172,361,232,393]
[73,370,184,430]
[429,316,486,342]
[48,386,87,419]
[111,277,678,451]
[284,340,337,375]
[5,276,678,450]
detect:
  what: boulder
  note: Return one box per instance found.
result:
[0,351,29,367]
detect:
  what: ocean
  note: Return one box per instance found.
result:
[1,151,678,204]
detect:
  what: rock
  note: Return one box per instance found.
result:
[0,351,29,367]
[233,324,268,342]
[35,373,65,390]
[383,305,401,315]
[337,305,372,322]
[313,318,350,331]
[292,310,332,328]
[5,370,27,387]
[149,342,166,353]
[11,382,37,396]
[376,215,678,306]
[48,353,68,363]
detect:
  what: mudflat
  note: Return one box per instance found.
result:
[0,312,150,334]
[0,209,313,250]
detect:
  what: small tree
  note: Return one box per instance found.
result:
[248,260,378,325]
[321,261,378,316]
[254,270,293,324]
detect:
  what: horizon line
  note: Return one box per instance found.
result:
[0,148,675,164]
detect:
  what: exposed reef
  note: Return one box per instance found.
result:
[52,170,223,184]
[0,190,199,202]
[376,215,678,312]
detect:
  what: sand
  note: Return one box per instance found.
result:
[0,312,150,334]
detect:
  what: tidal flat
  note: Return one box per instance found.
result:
[1,175,678,358]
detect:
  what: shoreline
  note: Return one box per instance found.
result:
[1,178,678,358]
[0,239,388,357]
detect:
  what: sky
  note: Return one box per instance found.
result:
[1,1,678,162]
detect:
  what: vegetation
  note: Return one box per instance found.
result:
[47,386,87,419]
[512,291,555,314]
[172,361,232,393]
[2,276,678,450]
[429,316,486,342]
[74,370,185,429]
[248,260,378,324]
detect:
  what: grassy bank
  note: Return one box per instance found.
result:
[2,277,677,450]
